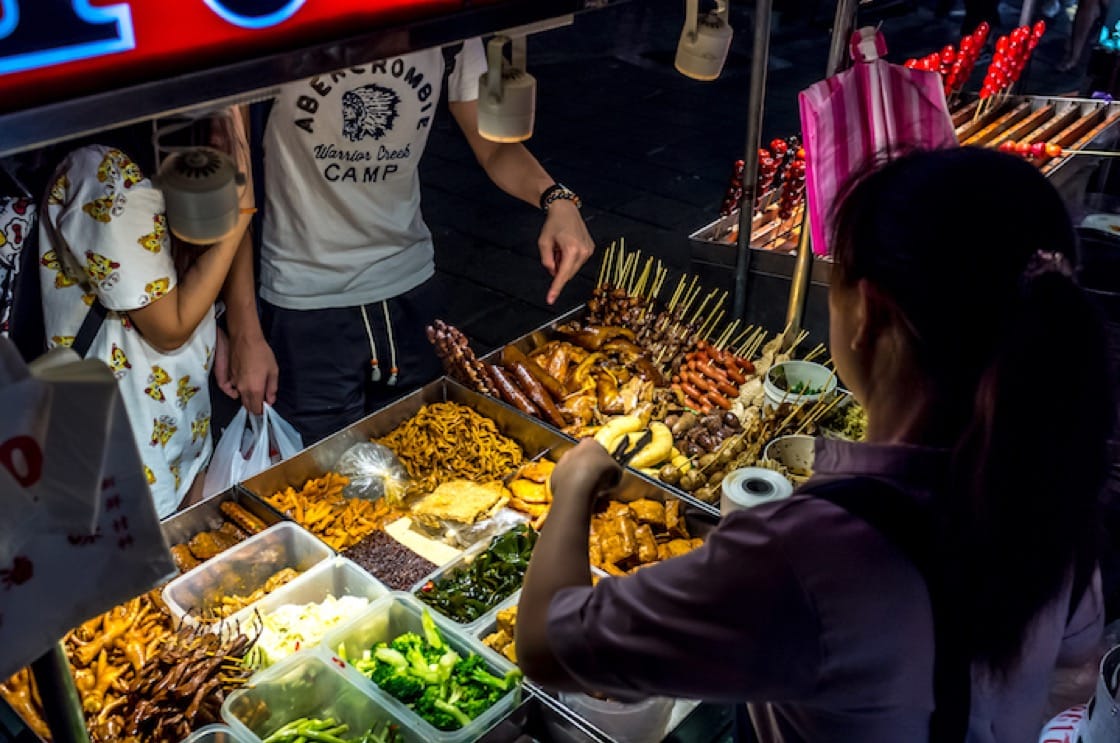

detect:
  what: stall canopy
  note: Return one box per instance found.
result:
[0,0,616,157]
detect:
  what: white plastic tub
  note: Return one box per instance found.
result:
[232,556,388,669]
[558,692,674,743]
[322,592,521,743]
[163,522,333,628]
[222,650,424,742]
[763,360,837,410]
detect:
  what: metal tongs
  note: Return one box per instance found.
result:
[610,428,653,467]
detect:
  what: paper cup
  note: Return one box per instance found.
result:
[763,435,816,482]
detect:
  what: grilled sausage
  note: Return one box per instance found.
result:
[509,362,567,428]
[487,363,541,417]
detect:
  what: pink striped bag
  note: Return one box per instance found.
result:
[799,27,959,256]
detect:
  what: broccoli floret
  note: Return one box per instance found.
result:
[379,671,426,704]
[432,699,473,729]
[374,647,409,671]
[421,608,445,650]
[413,686,461,731]
[389,632,425,654]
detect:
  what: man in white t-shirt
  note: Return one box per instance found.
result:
[227,40,594,443]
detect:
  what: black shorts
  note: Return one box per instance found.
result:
[262,276,447,445]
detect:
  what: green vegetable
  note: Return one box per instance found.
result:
[347,609,521,731]
[416,525,537,623]
[262,717,401,743]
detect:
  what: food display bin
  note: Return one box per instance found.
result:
[479,310,724,518]
[409,526,531,634]
[321,592,521,743]
[222,651,425,742]
[178,724,251,743]
[229,557,389,667]
[162,522,334,628]
[239,377,569,506]
[160,487,285,546]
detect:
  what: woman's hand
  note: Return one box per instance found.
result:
[551,439,622,505]
[539,200,594,306]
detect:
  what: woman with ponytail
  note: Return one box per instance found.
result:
[517,147,1112,743]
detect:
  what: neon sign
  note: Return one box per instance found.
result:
[0,0,474,115]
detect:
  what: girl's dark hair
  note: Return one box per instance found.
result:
[830,147,1113,675]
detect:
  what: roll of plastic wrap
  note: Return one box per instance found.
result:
[720,467,793,516]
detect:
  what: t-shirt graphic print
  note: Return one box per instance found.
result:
[261,41,486,310]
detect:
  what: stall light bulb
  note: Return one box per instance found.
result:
[478,35,537,143]
[676,0,733,81]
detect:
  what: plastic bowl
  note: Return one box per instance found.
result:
[763,435,816,482]
[557,692,674,743]
[763,360,837,410]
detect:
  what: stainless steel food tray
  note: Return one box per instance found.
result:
[160,487,286,547]
[238,377,566,501]
[479,313,723,517]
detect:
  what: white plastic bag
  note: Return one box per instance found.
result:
[203,403,302,497]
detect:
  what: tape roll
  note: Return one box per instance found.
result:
[720,467,793,517]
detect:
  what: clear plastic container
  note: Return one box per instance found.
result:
[321,592,521,743]
[558,692,674,743]
[409,527,532,632]
[232,557,388,668]
[222,651,425,742]
[163,522,334,628]
[178,723,251,743]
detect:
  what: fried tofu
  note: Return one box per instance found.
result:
[629,499,666,528]
[510,479,550,504]
[664,500,689,539]
[411,480,508,530]
[634,524,658,563]
[519,460,555,483]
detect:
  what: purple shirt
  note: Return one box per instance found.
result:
[547,438,1104,743]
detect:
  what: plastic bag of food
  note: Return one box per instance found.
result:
[441,506,528,549]
[336,442,410,505]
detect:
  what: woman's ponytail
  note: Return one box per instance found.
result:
[951,266,1112,673]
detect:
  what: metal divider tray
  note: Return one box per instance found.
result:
[477,309,721,518]
[160,487,286,547]
[238,376,564,503]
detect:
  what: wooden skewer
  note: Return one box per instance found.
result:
[668,275,686,311]
[701,309,725,341]
[597,241,614,287]
[689,289,717,327]
[803,343,827,363]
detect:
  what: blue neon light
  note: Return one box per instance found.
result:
[0,0,18,40]
[202,0,306,29]
[0,1,135,76]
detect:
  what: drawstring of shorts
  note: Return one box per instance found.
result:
[359,302,399,386]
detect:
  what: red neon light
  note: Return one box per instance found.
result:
[0,1,484,114]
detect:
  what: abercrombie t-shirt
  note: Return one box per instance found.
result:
[261,40,486,310]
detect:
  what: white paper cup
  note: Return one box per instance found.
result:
[763,435,817,482]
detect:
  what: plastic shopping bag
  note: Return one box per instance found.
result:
[0,338,175,681]
[203,403,302,497]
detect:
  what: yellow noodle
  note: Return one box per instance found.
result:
[377,402,524,498]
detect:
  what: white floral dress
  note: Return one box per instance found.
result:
[38,145,215,517]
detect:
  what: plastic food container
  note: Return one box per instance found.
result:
[762,360,837,410]
[410,527,531,632]
[231,556,388,667]
[322,592,521,743]
[163,522,334,628]
[177,724,251,742]
[762,435,817,484]
[557,692,674,743]
[222,650,424,742]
